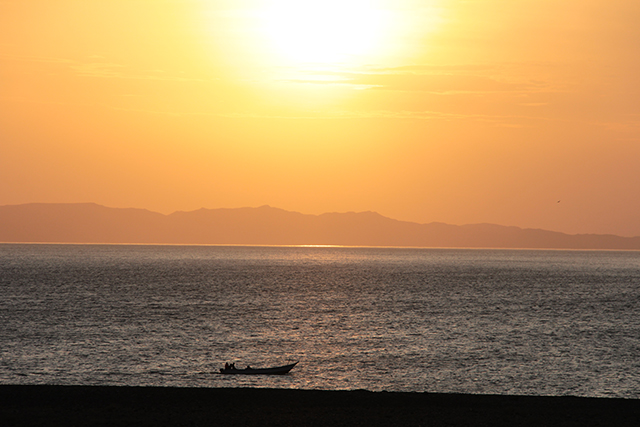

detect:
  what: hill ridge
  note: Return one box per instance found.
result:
[1,203,639,249]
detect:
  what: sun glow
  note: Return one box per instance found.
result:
[259,0,388,66]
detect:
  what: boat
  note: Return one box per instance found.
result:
[219,361,298,375]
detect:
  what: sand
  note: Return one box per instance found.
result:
[1,385,639,426]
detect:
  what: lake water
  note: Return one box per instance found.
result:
[1,244,639,398]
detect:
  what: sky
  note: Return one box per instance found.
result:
[1,0,640,236]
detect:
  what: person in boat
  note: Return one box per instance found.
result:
[230,363,236,370]
[246,365,252,370]
[224,362,229,370]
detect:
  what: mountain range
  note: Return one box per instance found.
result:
[1,203,639,250]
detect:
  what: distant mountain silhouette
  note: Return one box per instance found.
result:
[1,203,639,249]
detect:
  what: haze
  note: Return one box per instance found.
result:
[2,0,639,236]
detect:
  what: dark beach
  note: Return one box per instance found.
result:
[1,385,638,426]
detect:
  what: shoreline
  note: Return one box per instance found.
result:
[1,385,639,426]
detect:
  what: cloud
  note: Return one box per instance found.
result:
[0,53,212,82]
[353,73,530,93]
[69,62,126,78]
[279,64,555,95]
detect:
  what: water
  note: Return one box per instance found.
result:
[1,244,639,398]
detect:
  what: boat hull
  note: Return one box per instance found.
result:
[219,362,298,375]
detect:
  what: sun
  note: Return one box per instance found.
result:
[258,0,388,66]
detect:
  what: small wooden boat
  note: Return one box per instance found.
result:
[219,362,298,375]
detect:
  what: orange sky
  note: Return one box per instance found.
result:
[1,0,639,236]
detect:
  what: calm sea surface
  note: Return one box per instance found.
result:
[1,244,639,397]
